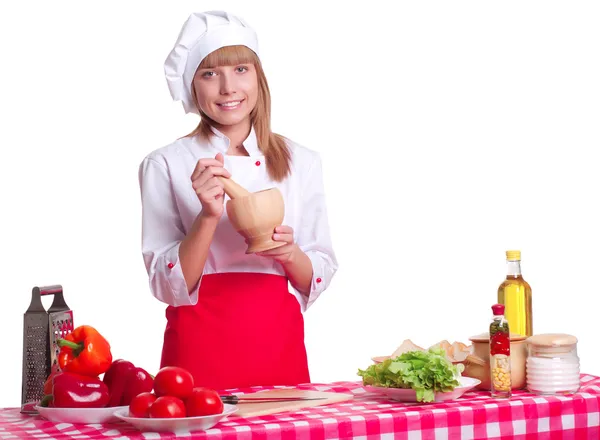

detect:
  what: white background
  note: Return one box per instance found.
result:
[1,1,599,407]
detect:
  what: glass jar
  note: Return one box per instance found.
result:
[489,304,512,398]
[526,333,580,395]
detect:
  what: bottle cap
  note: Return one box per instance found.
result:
[506,250,521,261]
[491,304,505,315]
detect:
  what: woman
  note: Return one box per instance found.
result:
[139,11,338,390]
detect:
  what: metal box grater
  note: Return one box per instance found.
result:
[21,285,74,414]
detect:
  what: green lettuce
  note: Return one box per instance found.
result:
[357,348,464,403]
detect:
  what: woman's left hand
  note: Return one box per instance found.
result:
[256,225,299,265]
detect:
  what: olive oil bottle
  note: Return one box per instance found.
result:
[497,250,532,337]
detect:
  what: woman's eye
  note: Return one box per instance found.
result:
[202,71,216,78]
[236,66,248,73]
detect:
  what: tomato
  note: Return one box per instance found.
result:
[148,396,186,418]
[153,366,194,399]
[129,392,157,418]
[185,387,224,417]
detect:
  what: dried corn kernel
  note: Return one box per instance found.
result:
[491,358,512,394]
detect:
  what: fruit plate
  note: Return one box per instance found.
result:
[34,405,129,424]
[365,376,481,403]
[113,404,237,434]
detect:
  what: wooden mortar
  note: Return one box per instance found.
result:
[218,176,286,254]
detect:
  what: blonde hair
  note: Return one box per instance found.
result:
[186,45,291,182]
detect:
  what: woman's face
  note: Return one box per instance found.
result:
[193,63,259,128]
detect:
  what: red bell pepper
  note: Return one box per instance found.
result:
[45,372,110,408]
[103,359,135,407]
[103,359,155,406]
[121,366,154,406]
[43,372,59,396]
[58,325,113,376]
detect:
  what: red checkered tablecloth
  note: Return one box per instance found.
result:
[2,375,600,439]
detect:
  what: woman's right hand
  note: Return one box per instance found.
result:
[191,153,231,219]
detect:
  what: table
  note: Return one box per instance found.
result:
[1,374,600,439]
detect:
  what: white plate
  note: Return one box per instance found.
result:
[365,376,481,403]
[113,404,237,434]
[35,405,129,424]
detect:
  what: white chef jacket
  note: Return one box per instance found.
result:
[138,126,338,312]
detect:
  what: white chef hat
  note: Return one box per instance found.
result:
[164,11,260,114]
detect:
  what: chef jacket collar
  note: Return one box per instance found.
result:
[208,125,261,156]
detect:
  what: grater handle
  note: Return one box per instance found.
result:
[25,286,47,314]
[42,285,70,313]
[26,285,70,314]
[39,285,63,296]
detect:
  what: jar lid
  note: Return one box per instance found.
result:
[526,333,578,347]
[469,332,528,343]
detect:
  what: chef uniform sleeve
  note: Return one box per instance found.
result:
[138,156,200,307]
[293,152,339,311]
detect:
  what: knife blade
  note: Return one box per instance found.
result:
[220,395,327,404]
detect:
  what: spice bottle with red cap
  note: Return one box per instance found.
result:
[490,304,512,398]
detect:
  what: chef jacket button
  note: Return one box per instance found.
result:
[316,277,322,283]
[167,262,174,269]
[255,160,261,166]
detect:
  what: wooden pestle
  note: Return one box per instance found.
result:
[217,176,252,199]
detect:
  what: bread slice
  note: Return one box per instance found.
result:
[375,339,472,364]
[390,339,426,358]
[429,340,452,354]
[450,342,470,362]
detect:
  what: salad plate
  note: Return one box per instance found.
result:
[365,376,481,403]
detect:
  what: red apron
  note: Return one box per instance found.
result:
[160,272,310,390]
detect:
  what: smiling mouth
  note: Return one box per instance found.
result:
[217,99,244,109]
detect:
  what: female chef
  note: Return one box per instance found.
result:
[138,11,338,390]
